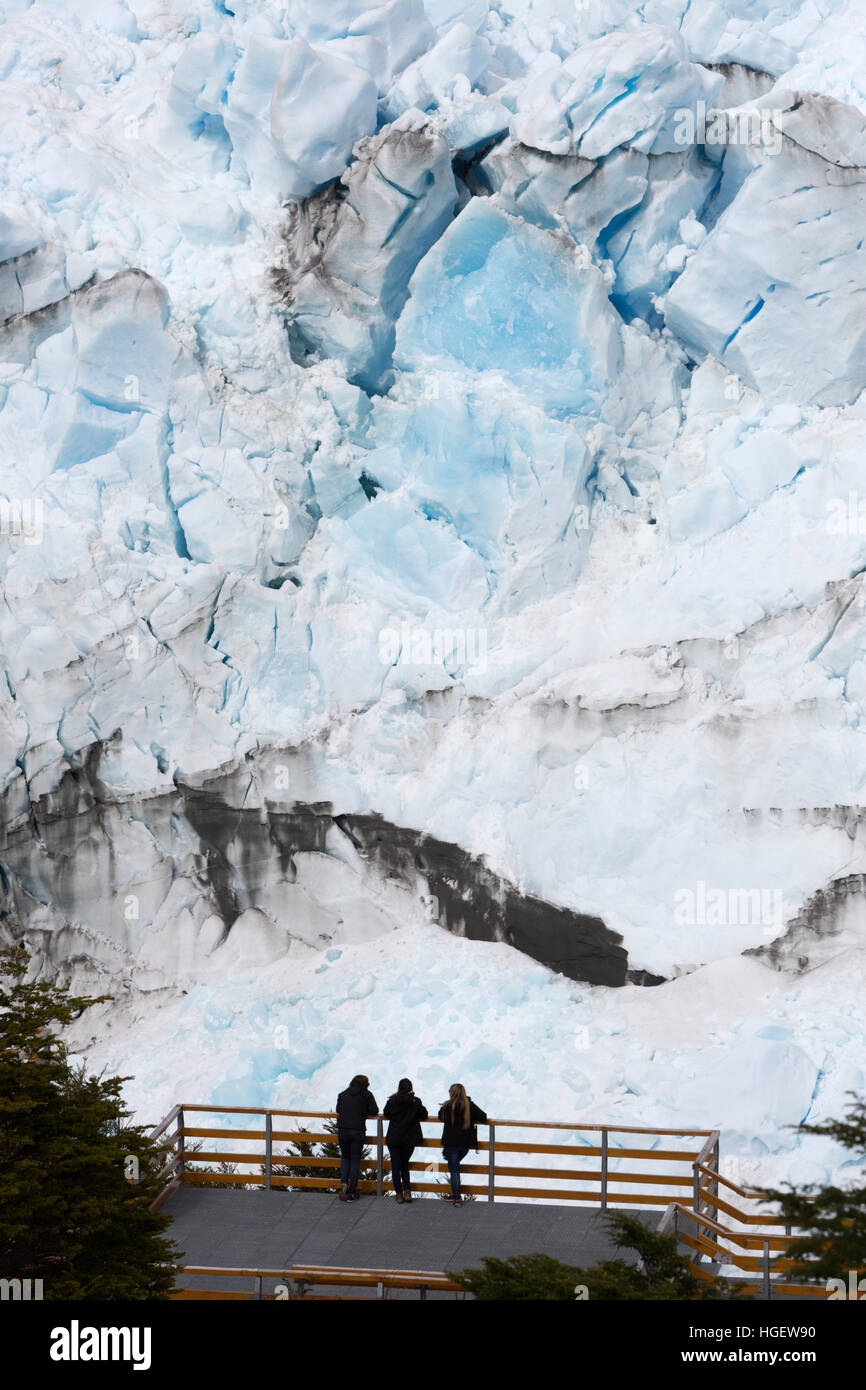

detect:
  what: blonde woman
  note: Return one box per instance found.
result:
[438,1083,487,1205]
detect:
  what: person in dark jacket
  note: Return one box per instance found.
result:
[438,1083,487,1205]
[383,1078,428,1203]
[336,1075,378,1201]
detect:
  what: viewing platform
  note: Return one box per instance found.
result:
[148,1103,825,1300]
[165,1185,649,1299]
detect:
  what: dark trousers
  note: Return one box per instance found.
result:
[338,1129,365,1194]
[443,1145,469,1198]
[388,1143,415,1194]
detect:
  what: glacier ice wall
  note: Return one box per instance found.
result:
[2,0,866,1180]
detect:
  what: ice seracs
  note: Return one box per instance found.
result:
[664,151,866,406]
[224,35,378,202]
[394,196,622,413]
[512,27,724,161]
[275,114,458,390]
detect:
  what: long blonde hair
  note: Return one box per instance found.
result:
[448,1083,471,1129]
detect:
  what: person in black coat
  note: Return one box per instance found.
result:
[383,1079,428,1203]
[336,1074,378,1201]
[438,1083,487,1205]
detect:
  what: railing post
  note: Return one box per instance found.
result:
[692,1163,701,1215]
[376,1115,384,1196]
[487,1123,495,1203]
[762,1240,772,1301]
[175,1107,185,1182]
[600,1128,608,1210]
[252,1274,263,1301]
[265,1111,273,1190]
[711,1134,720,1217]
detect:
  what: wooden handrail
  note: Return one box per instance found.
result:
[154,1152,182,1184]
[180,1263,457,1283]
[672,1203,791,1251]
[181,1126,709,1160]
[181,1133,700,1162]
[152,1100,721,1215]
[695,1162,762,1201]
[694,1133,718,1167]
[696,1187,790,1229]
[174,1263,465,1299]
[669,1197,824,1299]
[179,1150,695,1186]
[660,1203,827,1302]
[298,1262,457,1281]
[177,1102,715,1136]
[693,1163,809,1230]
[148,1104,182,1142]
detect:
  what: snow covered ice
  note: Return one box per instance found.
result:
[1,0,866,1195]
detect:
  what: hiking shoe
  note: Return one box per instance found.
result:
[339,1190,349,1202]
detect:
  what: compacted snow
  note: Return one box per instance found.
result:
[2,0,866,1188]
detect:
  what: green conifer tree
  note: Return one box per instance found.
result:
[761,1094,866,1286]
[0,945,179,1299]
[450,1212,736,1300]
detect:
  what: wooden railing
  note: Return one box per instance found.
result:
[148,1102,719,1211]
[660,1166,829,1300]
[171,1264,465,1300]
